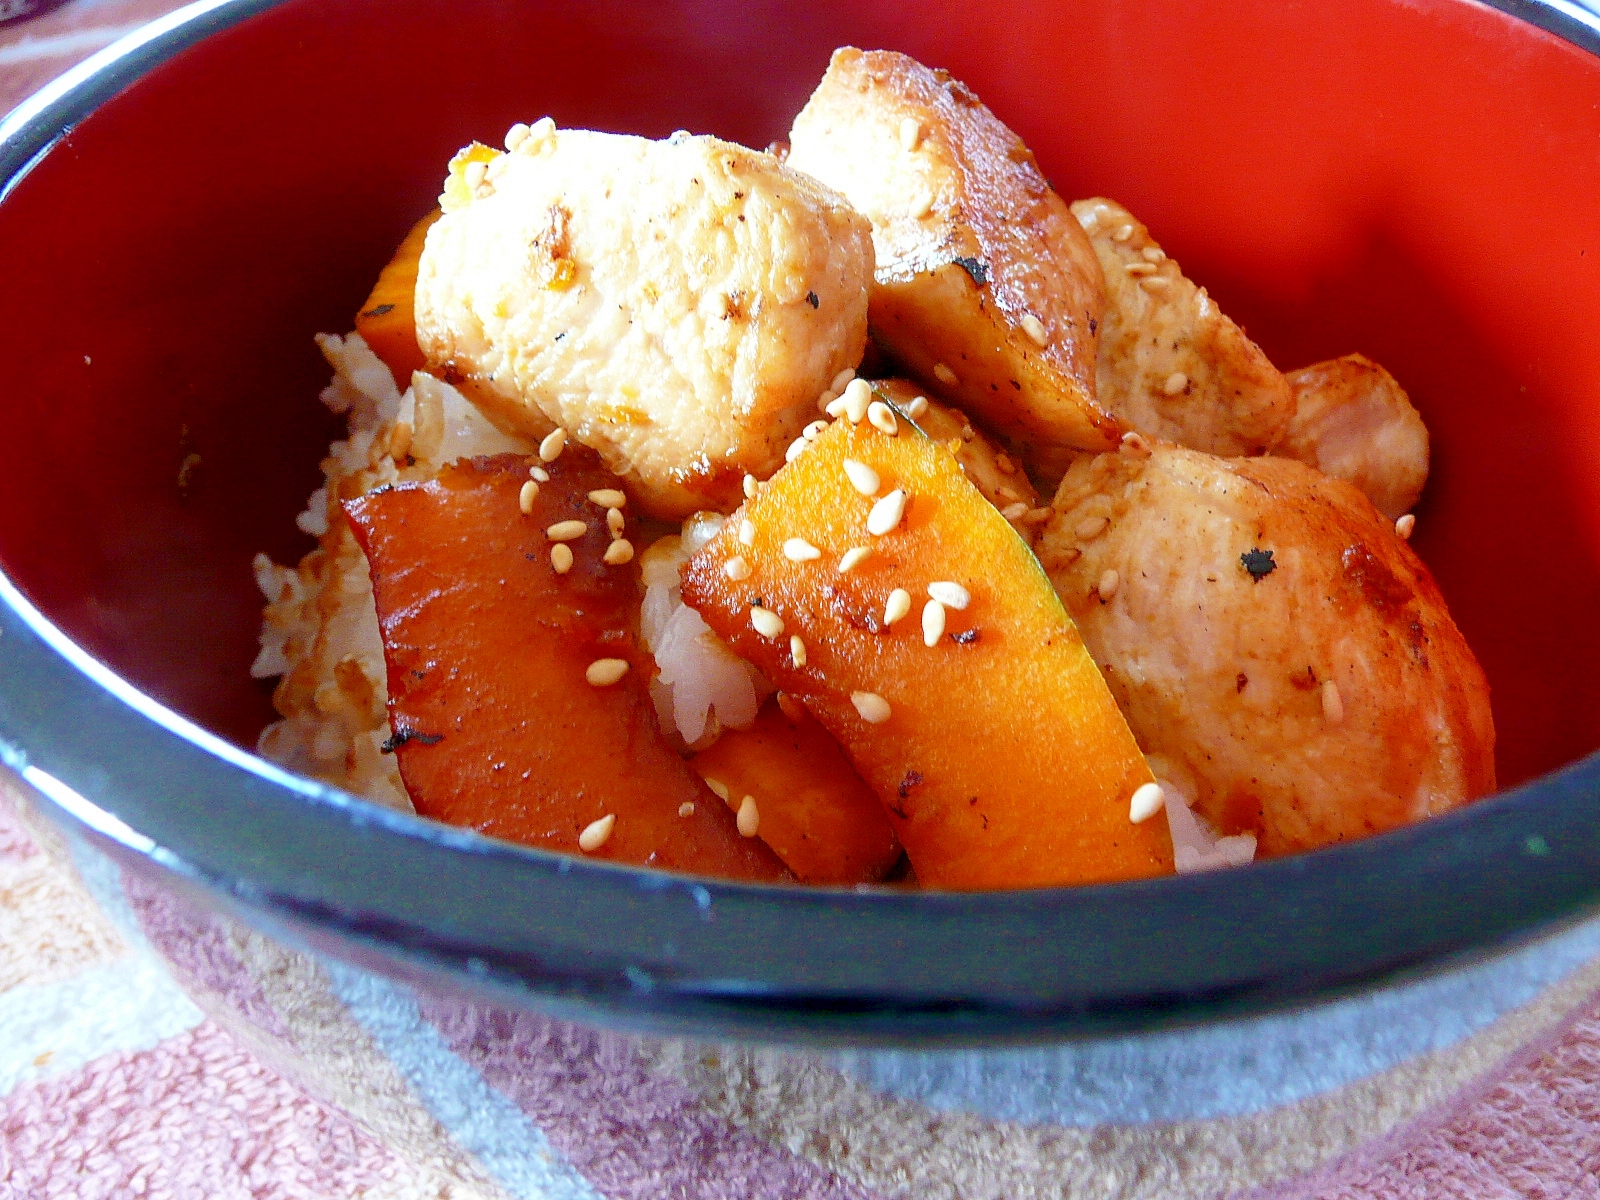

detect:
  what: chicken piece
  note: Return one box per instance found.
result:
[1037,442,1494,856]
[1274,354,1430,520]
[787,49,1119,475]
[1072,198,1294,457]
[414,126,874,518]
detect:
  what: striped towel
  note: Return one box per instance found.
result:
[6,775,1600,1200]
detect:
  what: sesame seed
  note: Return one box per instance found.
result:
[927,581,971,610]
[842,459,880,496]
[867,400,899,436]
[831,367,857,392]
[603,538,634,565]
[538,428,567,462]
[1129,782,1165,824]
[1322,679,1345,724]
[842,378,872,423]
[547,519,587,541]
[588,488,626,508]
[1112,223,1135,242]
[922,599,946,646]
[899,116,922,151]
[1141,247,1167,263]
[585,658,630,687]
[867,489,909,536]
[678,801,695,817]
[528,465,550,482]
[606,507,625,536]
[884,588,912,625]
[505,122,532,152]
[464,160,488,189]
[904,395,929,419]
[518,480,539,514]
[1161,374,1189,399]
[825,395,851,419]
[739,519,755,546]
[1120,431,1153,458]
[1020,313,1050,346]
[750,606,784,639]
[803,419,829,442]
[736,795,761,837]
[578,813,615,852]
[1001,502,1028,520]
[908,191,934,219]
[1023,506,1053,524]
[838,546,872,572]
[550,544,574,573]
[786,436,811,463]
[1075,515,1109,540]
[851,691,892,724]
[1124,261,1157,276]
[783,537,822,562]
[996,485,1021,503]
[724,555,751,581]
[1141,276,1170,291]
[704,778,731,802]
[743,474,758,499]
[1396,513,1416,540]
[790,634,807,666]
[1097,568,1120,601]
[932,362,959,387]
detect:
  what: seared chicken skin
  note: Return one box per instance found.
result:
[1073,198,1295,458]
[1037,442,1494,855]
[788,49,1119,475]
[414,127,874,518]
[1275,354,1430,521]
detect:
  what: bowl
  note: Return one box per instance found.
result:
[2,0,1600,1047]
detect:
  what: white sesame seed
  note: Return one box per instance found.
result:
[1024,506,1053,524]
[1396,513,1416,540]
[585,658,630,687]
[803,419,829,441]
[603,538,634,565]
[750,606,784,639]
[825,395,850,419]
[1001,502,1028,520]
[908,190,934,219]
[1097,568,1120,601]
[528,465,551,482]
[1120,431,1153,458]
[904,395,929,419]
[783,537,822,562]
[932,362,959,387]
[724,555,751,581]
[842,459,880,496]
[922,599,946,646]
[588,488,626,508]
[851,691,892,724]
[550,544,573,574]
[678,801,695,817]
[547,519,587,541]
[1075,515,1109,540]
[739,519,755,546]
[790,634,807,666]
[1020,313,1049,346]
[736,795,761,837]
[867,400,898,436]
[1141,246,1167,263]
[786,436,811,463]
[518,480,539,514]
[704,778,731,803]
[1129,782,1165,824]
[578,813,615,852]
[538,428,567,462]
[1124,261,1157,277]
[464,160,488,189]
[899,116,922,151]
[743,474,758,499]
[831,367,856,392]
[1162,372,1189,396]
[884,588,912,626]
[1141,275,1170,291]
[927,581,971,610]
[867,489,909,536]
[838,546,871,573]
[1112,223,1135,242]
[505,122,532,152]
[1322,679,1345,724]
[842,378,872,423]
[606,507,625,536]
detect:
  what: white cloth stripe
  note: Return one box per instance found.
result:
[323,961,601,1200]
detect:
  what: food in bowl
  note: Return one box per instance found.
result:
[251,48,1494,888]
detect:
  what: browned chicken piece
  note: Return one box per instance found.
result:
[1274,354,1430,520]
[1072,198,1295,458]
[1036,441,1494,856]
[787,49,1120,476]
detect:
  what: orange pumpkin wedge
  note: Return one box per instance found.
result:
[344,452,789,883]
[354,209,440,391]
[691,696,902,885]
[680,412,1172,889]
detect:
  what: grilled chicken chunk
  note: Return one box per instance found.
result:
[1073,198,1295,458]
[1274,354,1430,520]
[787,49,1119,476]
[1037,442,1494,856]
[414,127,874,518]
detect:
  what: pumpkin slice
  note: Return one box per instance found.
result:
[691,696,902,885]
[344,452,788,883]
[680,414,1172,889]
[354,209,440,391]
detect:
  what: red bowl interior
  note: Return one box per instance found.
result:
[2,0,1598,794]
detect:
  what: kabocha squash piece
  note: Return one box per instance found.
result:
[680,414,1172,889]
[691,696,902,885]
[787,49,1120,476]
[343,453,788,883]
[355,209,441,391]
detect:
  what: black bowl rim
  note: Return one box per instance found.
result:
[3,0,1600,1046]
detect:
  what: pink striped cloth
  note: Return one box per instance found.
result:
[6,777,1600,1200]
